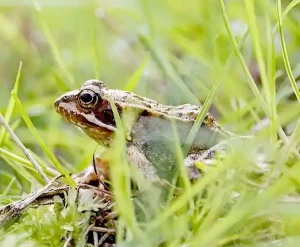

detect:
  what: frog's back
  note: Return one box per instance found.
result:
[107,88,220,131]
[107,88,226,151]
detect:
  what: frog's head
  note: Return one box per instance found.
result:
[54,79,121,146]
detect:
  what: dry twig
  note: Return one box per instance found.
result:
[0,175,62,226]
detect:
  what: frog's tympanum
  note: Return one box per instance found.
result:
[54,79,230,182]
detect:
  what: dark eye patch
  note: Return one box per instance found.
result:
[102,110,116,126]
[94,101,123,128]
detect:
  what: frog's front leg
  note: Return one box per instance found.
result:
[126,144,182,193]
[126,143,159,182]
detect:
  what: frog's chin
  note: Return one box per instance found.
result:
[81,127,114,147]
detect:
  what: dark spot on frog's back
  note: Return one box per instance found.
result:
[177,112,183,117]
[188,111,198,119]
[204,115,216,128]
[141,110,150,117]
[140,110,161,118]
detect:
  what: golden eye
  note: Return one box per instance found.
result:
[79,90,100,108]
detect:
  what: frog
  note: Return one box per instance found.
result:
[54,79,232,183]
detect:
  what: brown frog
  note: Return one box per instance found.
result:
[54,79,231,182]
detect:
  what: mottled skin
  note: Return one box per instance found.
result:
[54,79,229,181]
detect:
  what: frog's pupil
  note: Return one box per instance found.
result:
[81,93,93,104]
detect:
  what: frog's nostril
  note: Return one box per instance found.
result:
[54,94,66,109]
[54,99,60,108]
[54,95,65,110]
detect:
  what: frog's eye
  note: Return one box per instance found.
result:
[78,90,100,108]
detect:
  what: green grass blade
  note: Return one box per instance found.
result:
[218,0,294,147]
[244,0,270,104]
[139,36,199,104]
[148,157,229,232]
[273,0,300,34]
[0,62,22,146]
[282,0,300,16]
[218,0,268,114]
[4,157,44,185]
[33,1,74,87]
[190,162,300,247]
[0,177,16,199]
[184,79,220,151]
[0,147,40,172]
[11,94,76,186]
[0,148,46,187]
[171,121,191,192]
[90,3,100,80]
[185,29,249,150]
[188,127,300,246]
[266,14,278,143]
[276,0,300,102]
[109,98,141,238]
[124,55,149,91]
[147,29,248,232]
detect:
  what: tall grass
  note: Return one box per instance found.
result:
[0,0,299,246]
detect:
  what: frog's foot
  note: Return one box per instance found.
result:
[73,155,111,187]
[185,136,254,180]
[73,166,100,186]
[184,143,227,180]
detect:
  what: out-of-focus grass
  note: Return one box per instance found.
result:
[0,0,300,246]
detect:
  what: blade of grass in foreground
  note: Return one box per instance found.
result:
[190,124,300,246]
[124,55,149,91]
[147,154,230,233]
[109,98,141,239]
[11,94,76,186]
[171,121,191,192]
[277,0,300,102]
[146,28,249,233]
[191,163,300,247]
[0,62,22,146]
[184,29,249,153]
